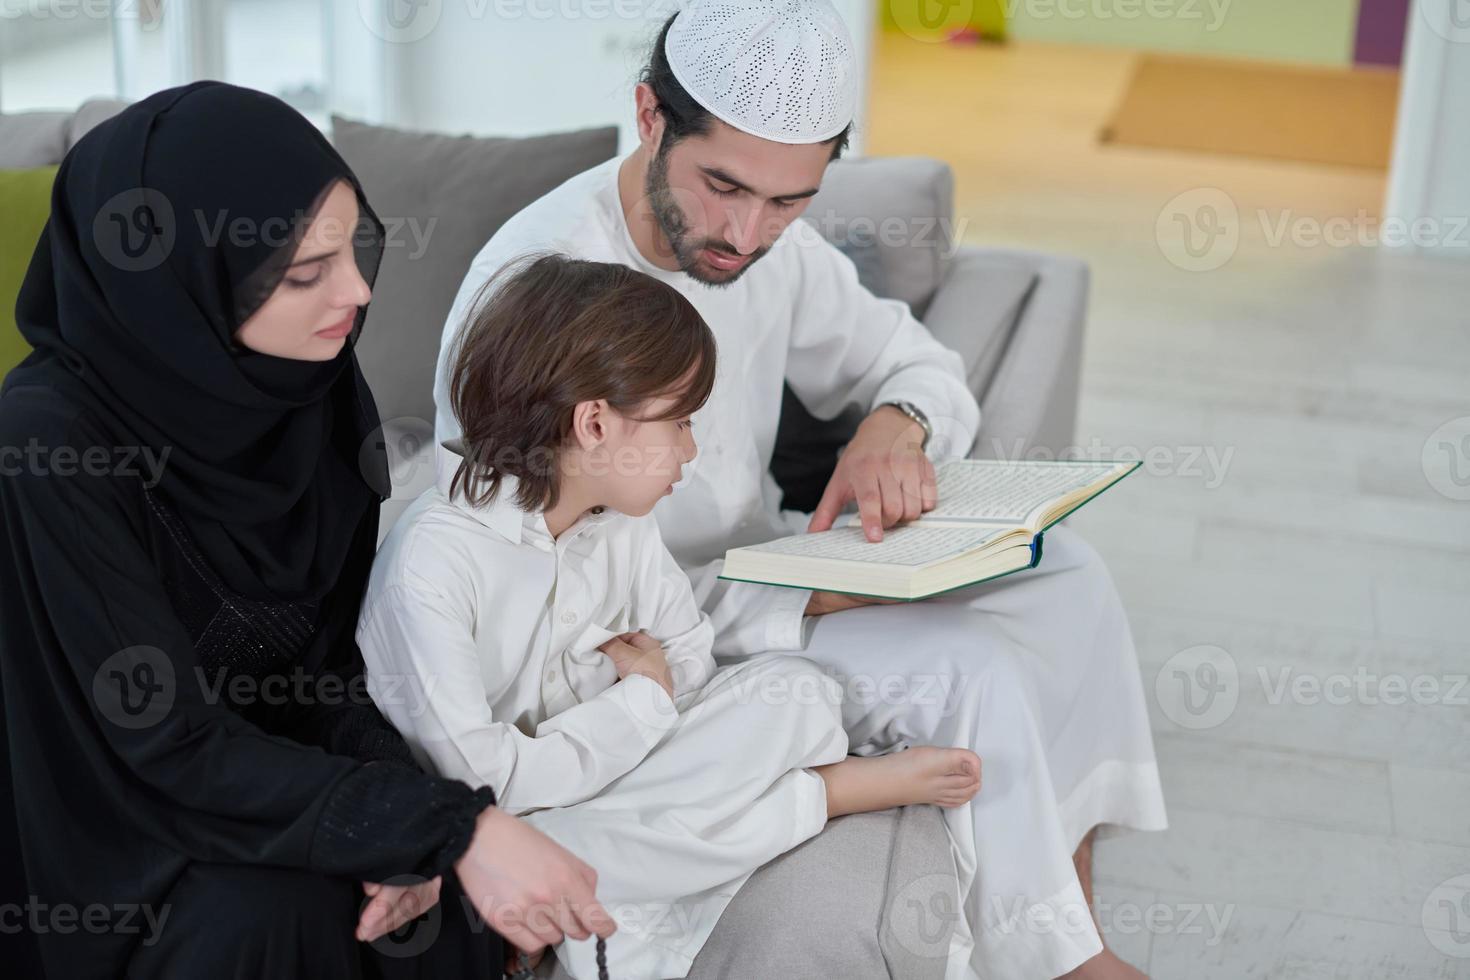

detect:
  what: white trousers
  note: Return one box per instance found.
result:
[758,524,1168,979]
[526,655,849,980]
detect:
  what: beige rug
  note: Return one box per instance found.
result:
[1100,53,1400,169]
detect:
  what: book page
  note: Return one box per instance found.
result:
[741,524,1011,567]
[926,460,1123,524]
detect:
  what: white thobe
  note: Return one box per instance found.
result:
[434,153,1168,978]
[357,445,849,979]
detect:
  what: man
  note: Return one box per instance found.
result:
[433,2,1166,976]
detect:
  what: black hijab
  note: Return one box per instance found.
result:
[10,81,389,601]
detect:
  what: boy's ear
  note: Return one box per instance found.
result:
[570,399,609,452]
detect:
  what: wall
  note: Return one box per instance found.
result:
[1005,0,1362,65]
[379,0,874,153]
[1384,0,1470,258]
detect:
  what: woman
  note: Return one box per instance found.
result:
[0,82,611,978]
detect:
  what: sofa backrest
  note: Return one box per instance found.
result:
[332,117,621,440]
[803,155,955,320]
[3,100,964,512]
[0,99,130,169]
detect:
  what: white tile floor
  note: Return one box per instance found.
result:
[869,32,1470,979]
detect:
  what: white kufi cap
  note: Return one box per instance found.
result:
[664,0,857,144]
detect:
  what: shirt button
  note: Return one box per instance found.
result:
[560,610,578,625]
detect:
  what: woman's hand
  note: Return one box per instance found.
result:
[356,875,442,943]
[454,805,616,957]
[598,631,674,699]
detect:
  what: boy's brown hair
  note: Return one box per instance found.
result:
[449,253,717,512]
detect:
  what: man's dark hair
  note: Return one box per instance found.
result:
[639,13,852,160]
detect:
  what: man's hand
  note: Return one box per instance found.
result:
[356,875,441,943]
[598,631,674,699]
[808,405,936,542]
[454,806,615,957]
[804,590,900,616]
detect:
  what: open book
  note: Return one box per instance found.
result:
[720,459,1141,601]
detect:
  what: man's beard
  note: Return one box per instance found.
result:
[645,143,768,287]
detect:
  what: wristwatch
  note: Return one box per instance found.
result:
[879,400,932,451]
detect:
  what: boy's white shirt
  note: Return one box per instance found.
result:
[432,154,981,659]
[356,442,716,816]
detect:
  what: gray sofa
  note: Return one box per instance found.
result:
[1,101,1089,979]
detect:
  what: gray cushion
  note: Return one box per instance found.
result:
[921,247,1040,398]
[67,99,129,149]
[0,111,69,169]
[539,805,957,980]
[331,116,618,429]
[0,99,129,169]
[803,156,955,319]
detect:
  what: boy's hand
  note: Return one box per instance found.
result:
[598,631,674,699]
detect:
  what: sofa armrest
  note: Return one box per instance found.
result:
[924,245,1088,460]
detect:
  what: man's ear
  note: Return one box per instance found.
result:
[633,82,664,153]
[570,399,608,452]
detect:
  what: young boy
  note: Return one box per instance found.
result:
[357,254,980,979]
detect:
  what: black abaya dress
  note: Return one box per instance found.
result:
[0,82,506,979]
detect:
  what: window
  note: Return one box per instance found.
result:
[0,0,350,127]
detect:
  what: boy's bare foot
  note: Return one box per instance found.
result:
[817,746,981,818]
[1058,948,1148,980]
